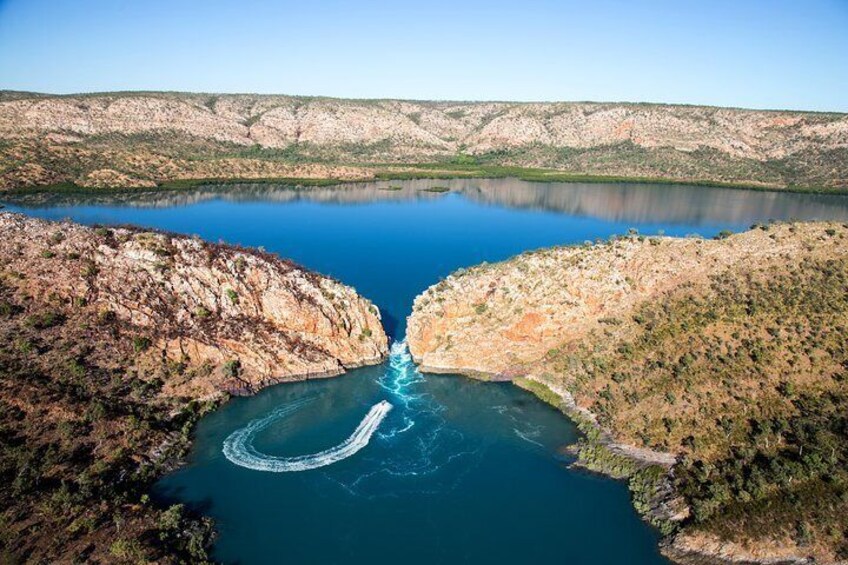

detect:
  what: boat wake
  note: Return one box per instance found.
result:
[222,340,481,483]
[223,397,393,472]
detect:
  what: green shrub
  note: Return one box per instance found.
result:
[97,309,116,325]
[132,337,151,353]
[157,504,184,540]
[25,311,62,329]
[66,516,96,535]
[777,380,795,397]
[0,300,16,317]
[513,377,562,408]
[81,261,99,277]
[66,358,86,380]
[223,359,241,379]
[86,400,107,421]
[109,539,144,560]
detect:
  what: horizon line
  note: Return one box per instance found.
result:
[1,88,845,116]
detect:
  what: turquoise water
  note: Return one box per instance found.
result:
[5,179,848,564]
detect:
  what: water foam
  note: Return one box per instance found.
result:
[223,397,393,473]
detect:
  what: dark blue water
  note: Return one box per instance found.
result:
[5,179,848,564]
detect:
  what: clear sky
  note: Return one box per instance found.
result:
[1,0,846,111]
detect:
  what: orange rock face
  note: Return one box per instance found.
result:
[0,213,388,398]
[407,223,846,379]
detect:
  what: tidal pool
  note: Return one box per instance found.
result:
[5,179,848,563]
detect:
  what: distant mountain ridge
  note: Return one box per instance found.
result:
[1,91,846,191]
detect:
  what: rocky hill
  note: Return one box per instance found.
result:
[0,213,387,562]
[1,91,846,191]
[407,222,848,563]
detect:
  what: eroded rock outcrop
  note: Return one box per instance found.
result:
[0,213,388,397]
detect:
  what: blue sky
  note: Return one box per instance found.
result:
[0,0,846,111]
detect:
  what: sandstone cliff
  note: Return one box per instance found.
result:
[1,91,846,191]
[0,213,388,397]
[0,213,387,562]
[407,222,848,563]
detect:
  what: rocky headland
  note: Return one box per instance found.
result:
[1,91,846,192]
[407,222,848,563]
[0,213,387,562]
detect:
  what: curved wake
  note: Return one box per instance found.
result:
[223,399,393,472]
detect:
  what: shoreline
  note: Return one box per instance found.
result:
[410,353,683,509]
[411,354,676,469]
[216,352,388,396]
[412,353,675,467]
[411,360,816,565]
[3,164,848,198]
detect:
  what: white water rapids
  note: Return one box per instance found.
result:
[223,396,393,473]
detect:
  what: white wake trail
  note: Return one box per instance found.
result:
[223,399,393,472]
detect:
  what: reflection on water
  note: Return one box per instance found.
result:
[5,178,848,226]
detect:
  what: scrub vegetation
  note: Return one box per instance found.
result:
[560,251,848,559]
[0,277,217,563]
